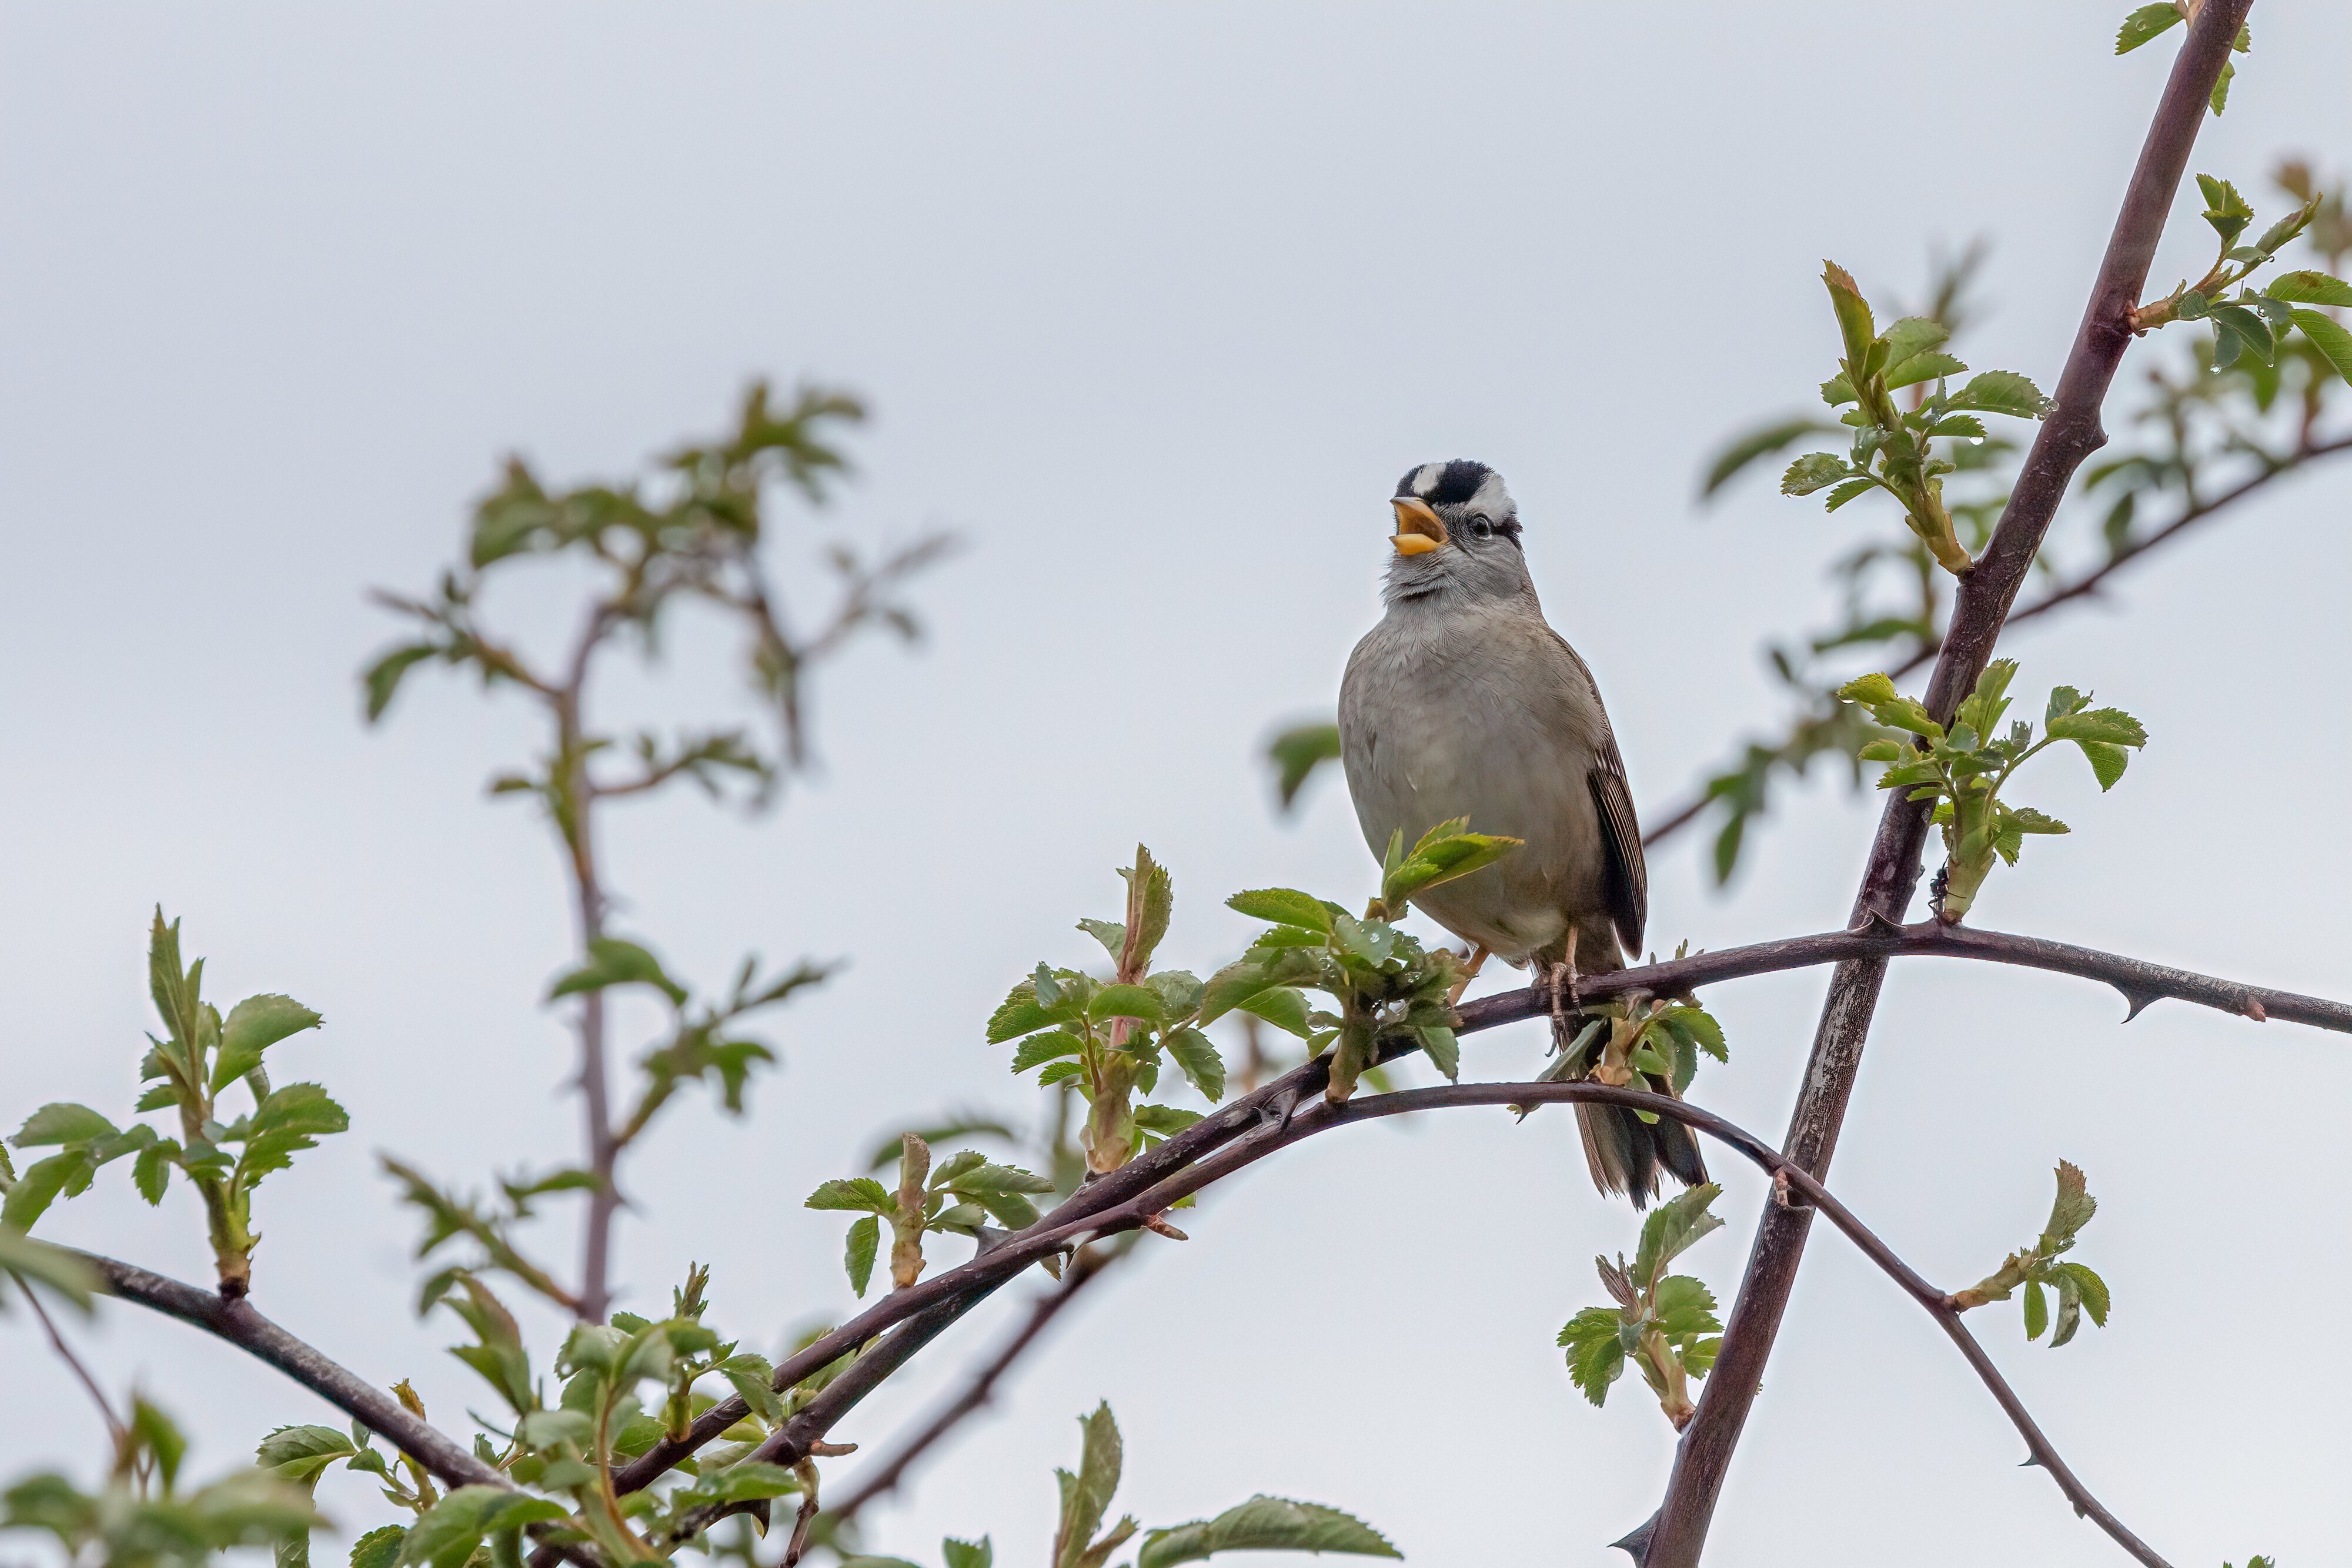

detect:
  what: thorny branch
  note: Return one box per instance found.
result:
[1644,5,2256,1562]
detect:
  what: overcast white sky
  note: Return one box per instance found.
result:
[5,5,2351,1566]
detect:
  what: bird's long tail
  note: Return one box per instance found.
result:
[1552,985,1709,1209]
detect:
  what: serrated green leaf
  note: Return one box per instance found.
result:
[719,1353,784,1425]
[1088,984,1166,1025]
[213,995,324,1092]
[1011,1031,1084,1074]
[2074,740,2133,791]
[2041,1161,2097,1246]
[1883,351,1967,391]
[2266,269,2352,306]
[12,1103,117,1148]
[238,1083,349,1182]
[2114,2,2181,53]
[941,1539,994,1568]
[1137,1497,1401,1568]
[1822,260,1876,367]
[1561,1312,1626,1407]
[2023,1276,2049,1340]
[1780,453,1854,497]
[1651,1275,1722,1339]
[2290,307,2352,386]
[1196,960,1275,1028]
[1634,1184,1724,1286]
[941,1162,1054,1197]
[0,1226,95,1308]
[1165,1027,1225,1101]
[1225,888,1333,932]
[1055,1404,1124,1568]
[257,1425,359,1482]
[2055,1261,2111,1328]
[1946,370,2048,418]
[805,1177,894,1214]
[1416,1025,1459,1083]
[547,937,685,1006]
[1236,987,1312,1039]
[845,1215,880,1298]
[350,1527,408,1568]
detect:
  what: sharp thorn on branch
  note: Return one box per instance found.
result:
[1609,1511,1659,1565]
[2117,987,2161,1022]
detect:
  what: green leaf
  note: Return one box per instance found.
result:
[1558,1308,1628,1407]
[350,1527,408,1568]
[685,1462,800,1502]
[2041,1161,2097,1247]
[1821,261,1876,369]
[845,1214,880,1298]
[1266,724,1342,812]
[1011,1032,1084,1073]
[238,1084,350,1182]
[2074,740,2133,791]
[1877,315,1952,370]
[1076,919,1128,961]
[2044,707,2146,747]
[1118,846,1174,975]
[2199,174,2254,247]
[1651,1275,1722,1339]
[2290,307,2352,386]
[940,1162,1054,1198]
[1818,373,1856,407]
[257,1426,359,1482]
[361,644,440,723]
[1165,1027,1226,1102]
[2022,1276,2049,1341]
[2266,269,2352,306]
[214,995,325,1093]
[941,1539,994,1568]
[0,1225,96,1309]
[2209,57,2236,115]
[718,1353,784,1425]
[1633,1183,1725,1285]
[1088,984,1167,1025]
[1055,1403,1124,1568]
[1133,1104,1202,1136]
[806,1177,894,1214]
[1137,1497,1401,1568]
[1416,1025,1460,1083]
[399,1487,567,1566]
[1945,370,2048,418]
[1225,888,1334,932]
[547,938,686,1006]
[2055,1261,2112,1329]
[12,1104,116,1148]
[1196,960,1276,1028]
[1698,418,1836,499]
[2114,2,2181,52]
[1779,453,1853,497]
[1820,476,1880,513]
[1658,1007,1728,1064]
[1237,987,1313,1040]
[1883,351,1967,391]
[988,980,1073,1044]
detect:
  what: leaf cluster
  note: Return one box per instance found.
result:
[1948,1162,2113,1348]
[1557,1185,1727,1430]
[1519,981,1728,1123]
[807,1134,1054,1298]
[1781,263,2049,576]
[5,1399,319,1568]
[1839,661,2146,922]
[842,1403,1397,1568]
[2130,173,2352,389]
[2114,6,2251,116]
[4,912,336,1292]
[990,848,1228,1174]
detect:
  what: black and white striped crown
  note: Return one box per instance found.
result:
[1395,459,1515,520]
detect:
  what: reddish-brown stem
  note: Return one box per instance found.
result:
[1642,7,2254,1562]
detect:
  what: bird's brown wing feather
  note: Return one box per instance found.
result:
[1588,731,1648,958]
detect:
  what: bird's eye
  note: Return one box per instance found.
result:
[1469,516,1494,539]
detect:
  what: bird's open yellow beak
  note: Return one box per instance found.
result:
[1391,497,1446,556]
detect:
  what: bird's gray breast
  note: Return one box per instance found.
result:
[1338,600,1611,963]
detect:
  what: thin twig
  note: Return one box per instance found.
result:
[16,1275,125,1445]
[1645,7,2254,1562]
[823,1245,1116,1529]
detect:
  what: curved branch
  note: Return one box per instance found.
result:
[75,1252,507,1491]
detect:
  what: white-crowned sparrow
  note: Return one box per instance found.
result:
[1337,459,1707,1206]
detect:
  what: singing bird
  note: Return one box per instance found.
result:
[1337,459,1707,1206]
